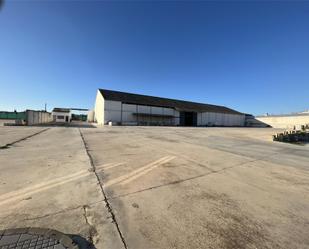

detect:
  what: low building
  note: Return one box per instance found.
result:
[94,89,245,126]
[52,108,71,123]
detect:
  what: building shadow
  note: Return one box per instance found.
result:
[245,114,271,127]
[33,121,96,128]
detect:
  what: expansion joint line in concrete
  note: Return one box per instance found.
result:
[78,128,128,249]
[22,199,105,221]
[0,128,50,149]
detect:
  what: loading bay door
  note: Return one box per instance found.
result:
[180,112,197,126]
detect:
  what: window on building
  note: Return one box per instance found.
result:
[57,115,65,119]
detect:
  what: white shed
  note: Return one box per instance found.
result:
[52,108,72,123]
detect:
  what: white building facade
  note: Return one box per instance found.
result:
[94,89,245,126]
[52,108,72,123]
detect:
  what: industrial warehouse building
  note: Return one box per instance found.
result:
[94,89,245,126]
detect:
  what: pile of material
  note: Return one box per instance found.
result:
[273,125,309,144]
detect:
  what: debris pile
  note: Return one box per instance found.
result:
[273,125,309,144]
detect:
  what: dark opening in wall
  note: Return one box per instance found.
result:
[180,112,197,126]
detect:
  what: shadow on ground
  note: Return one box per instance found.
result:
[0,228,96,249]
[34,121,96,128]
[68,234,97,249]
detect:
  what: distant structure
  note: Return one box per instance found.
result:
[52,108,72,123]
[300,110,309,114]
[0,110,52,126]
[93,89,245,126]
[256,110,309,129]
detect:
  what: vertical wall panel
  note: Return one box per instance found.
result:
[138,105,151,113]
[151,106,163,115]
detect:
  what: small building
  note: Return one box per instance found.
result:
[94,89,245,126]
[52,108,71,123]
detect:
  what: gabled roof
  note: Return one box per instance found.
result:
[99,89,243,115]
[52,108,71,113]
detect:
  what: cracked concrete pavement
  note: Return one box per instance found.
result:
[1,125,309,249]
[82,126,309,249]
[0,126,123,249]
[0,126,48,148]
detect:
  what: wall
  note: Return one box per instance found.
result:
[87,110,95,122]
[245,115,269,127]
[103,100,244,126]
[52,111,72,122]
[0,111,26,120]
[104,100,179,125]
[104,100,122,124]
[256,114,309,129]
[94,90,105,125]
[102,99,244,126]
[26,110,53,125]
[197,112,245,126]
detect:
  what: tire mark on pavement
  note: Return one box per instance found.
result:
[92,132,285,200]
[96,162,125,170]
[0,170,91,206]
[108,158,260,200]
[105,156,175,187]
[109,144,297,200]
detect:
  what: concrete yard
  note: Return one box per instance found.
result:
[0,126,309,249]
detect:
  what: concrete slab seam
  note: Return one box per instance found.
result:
[108,158,261,200]
[21,199,105,221]
[78,128,128,249]
[0,128,50,149]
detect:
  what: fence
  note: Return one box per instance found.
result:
[0,111,26,120]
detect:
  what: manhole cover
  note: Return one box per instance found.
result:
[0,228,78,249]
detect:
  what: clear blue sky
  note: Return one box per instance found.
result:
[0,1,308,115]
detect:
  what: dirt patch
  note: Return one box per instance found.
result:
[188,190,280,249]
[134,189,280,249]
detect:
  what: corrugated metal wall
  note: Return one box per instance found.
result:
[0,112,26,120]
[104,100,179,125]
[104,100,244,126]
[197,112,245,126]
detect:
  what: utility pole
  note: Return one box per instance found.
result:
[45,103,47,112]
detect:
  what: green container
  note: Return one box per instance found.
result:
[0,111,26,120]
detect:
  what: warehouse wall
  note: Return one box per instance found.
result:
[197,112,245,126]
[174,110,180,125]
[104,100,178,125]
[103,99,244,126]
[94,90,105,124]
[104,100,122,124]
[98,95,244,126]
[256,114,309,129]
